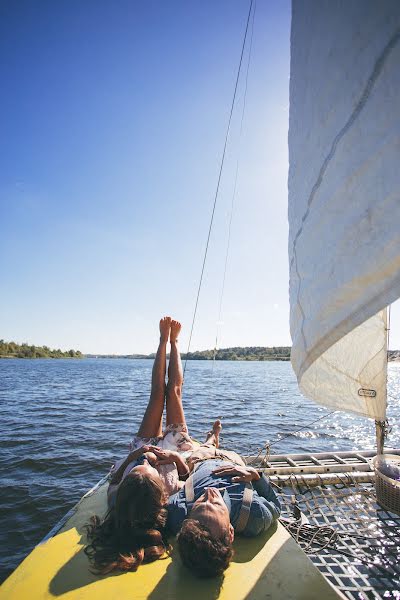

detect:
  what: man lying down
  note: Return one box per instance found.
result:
[148,419,281,577]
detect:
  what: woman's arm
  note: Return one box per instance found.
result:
[109,447,147,485]
[173,453,190,479]
[145,446,190,479]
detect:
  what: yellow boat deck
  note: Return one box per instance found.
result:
[1,478,344,599]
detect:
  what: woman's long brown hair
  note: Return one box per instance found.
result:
[84,471,170,574]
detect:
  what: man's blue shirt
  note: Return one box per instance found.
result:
[167,459,281,537]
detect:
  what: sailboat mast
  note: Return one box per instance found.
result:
[375,305,390,455]
[375,421,385,455]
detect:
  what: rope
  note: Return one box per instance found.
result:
[281,518,391,565]
[282,521,338,553]
[183,0,255,376]
[279,482,396,567]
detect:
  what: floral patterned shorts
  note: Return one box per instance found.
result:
[129,423,198,457]
[129,424,200,495]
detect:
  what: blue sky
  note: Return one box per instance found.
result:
[1,1,398,354]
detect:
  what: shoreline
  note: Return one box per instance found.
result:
[3,355,400,362]
[2,349,399,361]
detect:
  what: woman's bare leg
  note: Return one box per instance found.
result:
[165,319,186,426]
[137,317,170,438]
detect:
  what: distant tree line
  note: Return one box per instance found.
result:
[3,342,399,362]
[0,339,83,359]
[181,346,291,361]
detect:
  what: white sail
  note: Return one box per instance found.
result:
[288,0,400,420]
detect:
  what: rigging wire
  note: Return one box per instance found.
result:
[212,0,256,367]
[247,409,338,465]
[266,409,338,449]
[183,0,255,376]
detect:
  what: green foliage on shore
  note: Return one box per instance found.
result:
[182,346,291,361]
[0,339,83,359]
[87,347,292,360]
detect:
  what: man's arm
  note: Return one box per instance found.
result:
[253,474,281,515]
[242,475,281,537]
[174,453,190,479]
[211,464,260,483]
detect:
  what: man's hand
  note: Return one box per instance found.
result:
[212,465,260,483]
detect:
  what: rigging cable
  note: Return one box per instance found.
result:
[212,0,256,367]
[183,0,255,376]
[247,409,338,465]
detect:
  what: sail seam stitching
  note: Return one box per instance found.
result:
[298,272,400,378]
[318,353,361,385]
[314,348,385,419]
[359,342,387,381]
[291,26,400,362]
[290,26,400,269]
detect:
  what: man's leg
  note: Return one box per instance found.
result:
[186,421,222,472]
[165,319,186,426]
[204,419,222,448]
[137,317,170,438]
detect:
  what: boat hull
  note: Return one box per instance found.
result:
[1,476,343,599]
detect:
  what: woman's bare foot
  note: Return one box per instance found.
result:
[170,319,181,343]
[159,316,171,344]
[206,419,222,448]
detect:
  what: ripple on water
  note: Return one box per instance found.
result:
[1,359,400,582]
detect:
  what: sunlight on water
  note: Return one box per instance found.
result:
[0,359,400,582]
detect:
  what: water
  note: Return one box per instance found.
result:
[1,358,400,582]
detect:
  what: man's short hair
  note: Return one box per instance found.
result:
[177,518,234,577]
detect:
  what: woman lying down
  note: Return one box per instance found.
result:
[85,317,280,577]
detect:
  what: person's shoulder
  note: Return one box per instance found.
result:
[167,488,184,505]
[166,491,188,534]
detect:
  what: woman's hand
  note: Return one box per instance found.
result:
[110,446,148,485]
[144,446,180,465]
[143,446,189,477]
[212,465,260,483]
[142,451,157,466]
[127,446,147,462]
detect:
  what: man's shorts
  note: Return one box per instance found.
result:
[187,441,246,472]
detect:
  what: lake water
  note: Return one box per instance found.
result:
[1,358,400,582]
